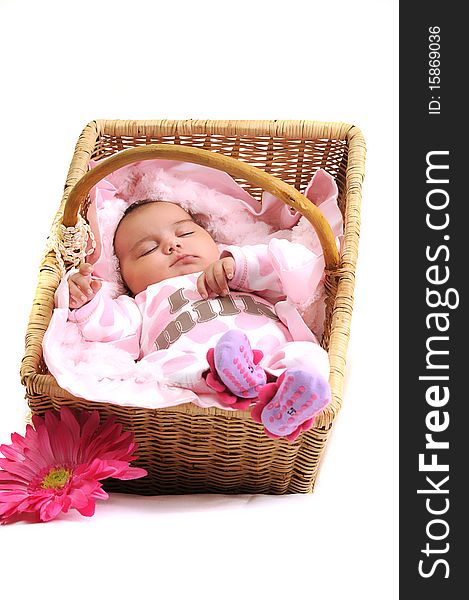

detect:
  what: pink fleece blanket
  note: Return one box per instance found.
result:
[42,160,343,410]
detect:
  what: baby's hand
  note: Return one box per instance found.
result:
[68,263,102,309]
[197,256,235,299]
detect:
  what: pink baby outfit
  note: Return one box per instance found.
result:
[68,238,330,396]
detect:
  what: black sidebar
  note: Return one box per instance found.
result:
[400,5,467,597]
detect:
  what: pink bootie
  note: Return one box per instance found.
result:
[251,368,330,442]
[206,330,266,410]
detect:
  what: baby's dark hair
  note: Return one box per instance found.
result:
[113,199,207,248]
[122,198,158,218]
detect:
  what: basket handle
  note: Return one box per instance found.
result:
[63,144,340,270]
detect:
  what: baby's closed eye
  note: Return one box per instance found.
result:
[141,245,158,256]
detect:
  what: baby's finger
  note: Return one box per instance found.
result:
[79,262,93,275]
[212,261,229,295]
[222,258,234,282]
[69,280,88,305]
[206,263,228,295]
[90,279,102,295]
[197,273,209,299]
[202,269,221,297]
[74,275,94,298]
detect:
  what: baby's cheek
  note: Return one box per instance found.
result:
[205,234,221,262]
[134,260,166,293]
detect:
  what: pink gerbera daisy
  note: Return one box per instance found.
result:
[0,408,147,524]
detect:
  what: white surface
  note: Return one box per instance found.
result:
[0,1,398,598]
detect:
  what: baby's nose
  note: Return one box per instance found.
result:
[162,237,182,254]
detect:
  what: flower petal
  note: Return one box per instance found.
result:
[77,411,100,462]
[76,498,96,517]
[118,467,148,480]
[60,408,81,462]
[67,487,89,509]
[0,458,36,481]
[36,422,56,465]
[39,498,64,522]
[91,487,109,501]
[31,413,45,431]
[44,410,60,431]
[47,420,73,465]
[0,444,25,461]
[0,470,28,485]
[0,490,29,502]
[22,445,52,471]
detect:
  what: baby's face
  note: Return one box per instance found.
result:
[114,202,219,296]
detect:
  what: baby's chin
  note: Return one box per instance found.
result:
[134,264,204,295]
[169,264,204,278]
[169,255,212,276]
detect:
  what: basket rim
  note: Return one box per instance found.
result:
[92,118,361,143]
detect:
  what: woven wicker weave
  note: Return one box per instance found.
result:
[20,120,365,495]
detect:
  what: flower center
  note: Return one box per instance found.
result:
[41,467,72,490]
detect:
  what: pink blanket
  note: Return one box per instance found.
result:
[43,160,343,410]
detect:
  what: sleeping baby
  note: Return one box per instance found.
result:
[67,199,331,442]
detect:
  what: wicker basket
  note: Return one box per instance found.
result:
[20,120,365,495]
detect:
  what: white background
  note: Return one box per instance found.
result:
[1,1,398,598]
